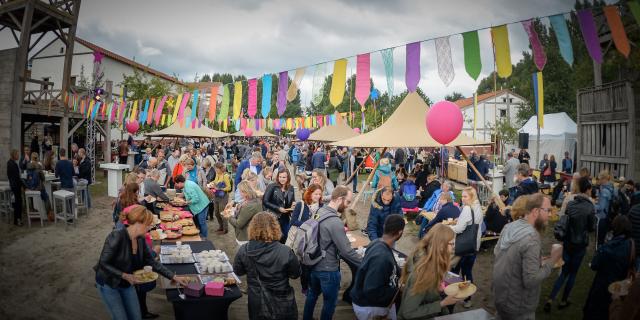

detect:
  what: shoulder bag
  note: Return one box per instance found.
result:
[454,207,479,256]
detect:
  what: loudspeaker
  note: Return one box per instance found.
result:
[519,133,529,149]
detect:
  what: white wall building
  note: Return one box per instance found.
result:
[27,37,182,94]
[454,89,526,142]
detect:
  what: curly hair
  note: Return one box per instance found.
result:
[247,212,282,242]
[303,183,323,205]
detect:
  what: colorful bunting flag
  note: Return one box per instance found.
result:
[172,94,182,123]
[233,82,242,120]
[381,48,394,99]
[208,86,218,122]
[329,59,347,107]
[522,19,547,71]
[630,1,640,26]
[277,71,288,116]
[154,96,167,126]
[603,6,630,58]
[218,85,230,121]
[405,42,421,92]
[462,31,482,80]
[262,74,272,118]
[190,89,200,126]
[248,79,258,117]
[435,36,455,86]
[491,25,512,78]
[91,101,101,120]
[549,14,574,66]
[287,68,305,102]
[355,53,371,108]
[146,98,155,125]
[198,88,207,127]
[532,72,544,128]
[576,9,603,64]
[311,63,326,106]
[140,99,149,124]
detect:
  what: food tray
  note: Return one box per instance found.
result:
[199,273,242,285]
[160,254,196,264]
[133,270,158,283]
[160,244,192,255]
[193,251,229,263]
[194,261,234,274]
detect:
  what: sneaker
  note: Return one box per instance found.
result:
[558,301,571,310]
[463,300,472,308]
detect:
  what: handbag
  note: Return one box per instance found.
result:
[454,207,479,256]
[544,167,552,176]
[251,257,297,319]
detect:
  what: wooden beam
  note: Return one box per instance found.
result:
[32,0,73,25]
[28,31,48,51]
[67,118,85,136]
[10,0,33,152]
[350,147,387,208]
[9,27,19,43]
[23,121,35,132]
[456,146,505,211]
[59,0,80,152]
[6,11,22,30]
[31,15,50,31]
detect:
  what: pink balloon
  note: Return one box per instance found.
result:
[126,120,139,135]
[244,127,253,137]
[425,101,463,145]
[353,128,361,134]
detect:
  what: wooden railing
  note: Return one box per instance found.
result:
[22,78,121,111]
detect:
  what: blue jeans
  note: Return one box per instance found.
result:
[193,206,208,238]
[303,270,341,320]
[97,283,141,320]
[549,246,586,302]
[352,170,358,193]
[278,213,290,244]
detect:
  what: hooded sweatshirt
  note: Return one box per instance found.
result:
[366,189,402,240]
[372,163,399,190]
[492,219,553,317]
[350,239,400,308]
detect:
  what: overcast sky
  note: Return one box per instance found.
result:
[1,0,587,104]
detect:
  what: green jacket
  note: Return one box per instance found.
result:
[229,199,262,241]
[397,253,448,320]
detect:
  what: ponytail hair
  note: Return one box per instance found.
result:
[119,204,153,225]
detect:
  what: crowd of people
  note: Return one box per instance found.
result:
[8,132,640,320]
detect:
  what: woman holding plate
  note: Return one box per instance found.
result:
[94,205,189,319]
[263,169,295,243]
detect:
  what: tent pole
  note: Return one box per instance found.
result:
[350,147,386,208]
[342,147,373,186]
[456,146,505,211]
[536,121,540,169]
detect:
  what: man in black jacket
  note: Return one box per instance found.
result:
[544,176,596,312]
[351,214,404,319]
[7,149,24,226]
[77,148,92,208]
[629,202,640,270]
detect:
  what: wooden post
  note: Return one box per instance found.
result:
[350,147,386,208]
[456,146,505,211]
[10,1,34,152]
[59,0,81,154]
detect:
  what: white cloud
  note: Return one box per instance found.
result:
[136,40,162,56]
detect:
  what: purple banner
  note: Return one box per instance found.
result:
[405,42,421,92]
[277,71,288,116]
[522,20,547,71]
[577,9,603,64]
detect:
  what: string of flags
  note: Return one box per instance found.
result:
[69,3,638,133]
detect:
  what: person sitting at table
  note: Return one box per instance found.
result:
[398,173,419,210]
[351,214,405,320]
[25,153,49,209]
[372,158,399,191]
[143,169,169,202]
[55,148,75,192]
[366,187,402,241]
[418,173,440,208]
[94,205,189,320]
[418,192,460,238]
[173,174,210,238]
[311,169,334,203]
[416,181,455,231]
[484,189,512,236]
[224,180,262,244]
[233,212,301,320]
[397,224,462,319]
[263,169,296,244]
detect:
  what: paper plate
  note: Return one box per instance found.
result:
[444,282,477,299]
[554,260,564,269]
[133,270,158,283]
[182,227,200,236]
[608,279,632,296]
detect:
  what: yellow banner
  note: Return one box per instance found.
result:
[491,25,512,78]
[171,94,182,123]
[233,81,242,119]
[329,59,348,107]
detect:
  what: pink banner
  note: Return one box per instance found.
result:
[355,53,371,108]
[177,92,191,122]
[405,42,421,92]
[109,101,117,122]
[522,20,547,71]
[241,117,247,130]
[248,78,257,117]
[154,96,167,126]
[277,71,288,116]
[577,9,603,64]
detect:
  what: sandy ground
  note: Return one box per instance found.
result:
[0,176,500,320]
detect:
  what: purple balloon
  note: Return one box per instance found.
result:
[296,128,310,141]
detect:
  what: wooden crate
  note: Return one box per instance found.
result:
[576,81,639,179]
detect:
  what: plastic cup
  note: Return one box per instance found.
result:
[143,266,152,273]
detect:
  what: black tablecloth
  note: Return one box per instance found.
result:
[162,240,242,320]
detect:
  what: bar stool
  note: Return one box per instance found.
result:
[75,181,88,216]
[25,190,46,227]
[53,190,76,228]
[360,182,375,204]
[0,185,13,224]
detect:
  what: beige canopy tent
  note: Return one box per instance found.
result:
[146,108,229,138]
[231,128,276,137]
[307,120,359,142]
[331,92,488,147]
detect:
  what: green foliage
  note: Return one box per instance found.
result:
[444,91,464,102]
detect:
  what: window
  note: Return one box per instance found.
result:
[70,76,77,86]
[502,98,506,102]
[60,47,64,54]
[509,98,514,103]
[499,109,507,118]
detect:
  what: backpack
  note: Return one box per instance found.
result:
[26,168,41,190]
[293,213,335,266]
[377,173,392,190]
[402,182,417,202]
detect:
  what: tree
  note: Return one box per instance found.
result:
[488,118,519,163]
[444,92,464,102]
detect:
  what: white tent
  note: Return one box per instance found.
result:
[519,112,577,168]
